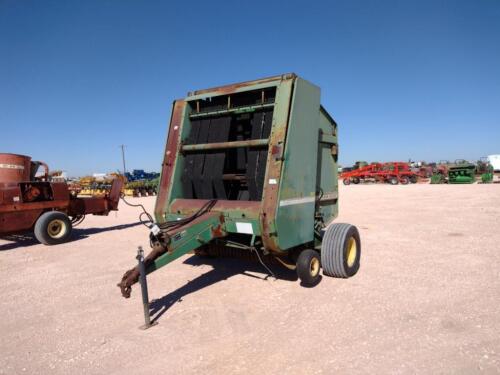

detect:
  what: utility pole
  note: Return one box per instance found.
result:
[119,144,127,175]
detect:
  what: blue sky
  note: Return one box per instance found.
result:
[1,0,499,176]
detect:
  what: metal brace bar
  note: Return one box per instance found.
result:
[182,138,269,152]
[189,103,274,118]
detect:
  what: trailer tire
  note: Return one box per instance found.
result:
[389,176,399,185]
[352,177,360,184]
[34,211,73,245]
[343,178,351,185]
[321,223,360,278]
[410,175,418,184]
[296,249,322,286]
[400,176,410,185]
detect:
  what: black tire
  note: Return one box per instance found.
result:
[409,175,418,184]
[343,178,351,185]
[352,177,360,184]
[296,249,322,286]
[34,211,72,245]
[400,176,410,185]
[321,223,361,278]
[388,176,399,185]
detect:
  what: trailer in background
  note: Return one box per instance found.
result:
[0,153,123,245]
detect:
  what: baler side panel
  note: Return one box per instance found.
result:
[260,78,295,252]
[154,100,189,223]
[275,78,321,250]
[316,110,339,224]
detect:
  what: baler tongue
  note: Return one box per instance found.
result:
[117,211,225,298]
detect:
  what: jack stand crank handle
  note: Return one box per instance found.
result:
[137,246,157,330]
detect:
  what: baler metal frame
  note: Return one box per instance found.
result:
[118,74,361,328]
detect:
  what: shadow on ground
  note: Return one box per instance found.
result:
[149,255,298,324]
[0,222,142,251]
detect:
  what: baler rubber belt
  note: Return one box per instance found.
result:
[202,116,230,199]
[181,119,201,198]
[192,118,211,198]
[246,112,264,200]
[255,109,273,200]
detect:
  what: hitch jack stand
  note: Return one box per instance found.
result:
[137,246,157,330]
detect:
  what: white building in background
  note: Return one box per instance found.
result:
[488,155,500,171]
[92,173,108,181]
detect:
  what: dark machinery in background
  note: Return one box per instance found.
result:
[124,169,160,197]
[447,159,476,184]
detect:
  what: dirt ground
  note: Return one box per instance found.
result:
[1,184,499,374]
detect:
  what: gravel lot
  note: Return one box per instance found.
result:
[1,184,499,374]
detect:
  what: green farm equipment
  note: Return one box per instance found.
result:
[117,74,361,328]
[481,171,494,183]
[480,164,494,183]
[448,160,476,184]
[430,173,447,184]
[477,157,494,183]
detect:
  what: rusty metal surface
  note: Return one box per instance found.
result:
[0,153,31,183]
[259,78,295,253]
[0,199,69,214]
[170,199,261,217]
[188,73,296,97]
[154,100,186,222]
[107,178,123,211]
[1,175,122,236]
[35,161,50,181]
[181,138,268,152]
[0,193,68,233]
[68,179,122,216]
[68,197,108,216]
[0,209,43,233]
[189,103,275,119]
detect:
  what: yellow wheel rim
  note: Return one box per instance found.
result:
[310,257,320,277]
[346,237,357,268]
[47,219,66,239]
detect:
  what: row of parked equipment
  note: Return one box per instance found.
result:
[72,169,160,197]
[341,158,497,185]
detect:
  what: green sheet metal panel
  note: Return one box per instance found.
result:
[316,108,338,225]
[154,74,338,253]
[258,77,294,248]
[275,78,321,250]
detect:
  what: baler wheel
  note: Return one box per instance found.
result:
[296,249,322,286]
[321,223,361,278]
[342,178,351,186]
[34,211,73,245]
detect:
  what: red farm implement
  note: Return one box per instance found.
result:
[0,153,123,245]
[341,162,420,185]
